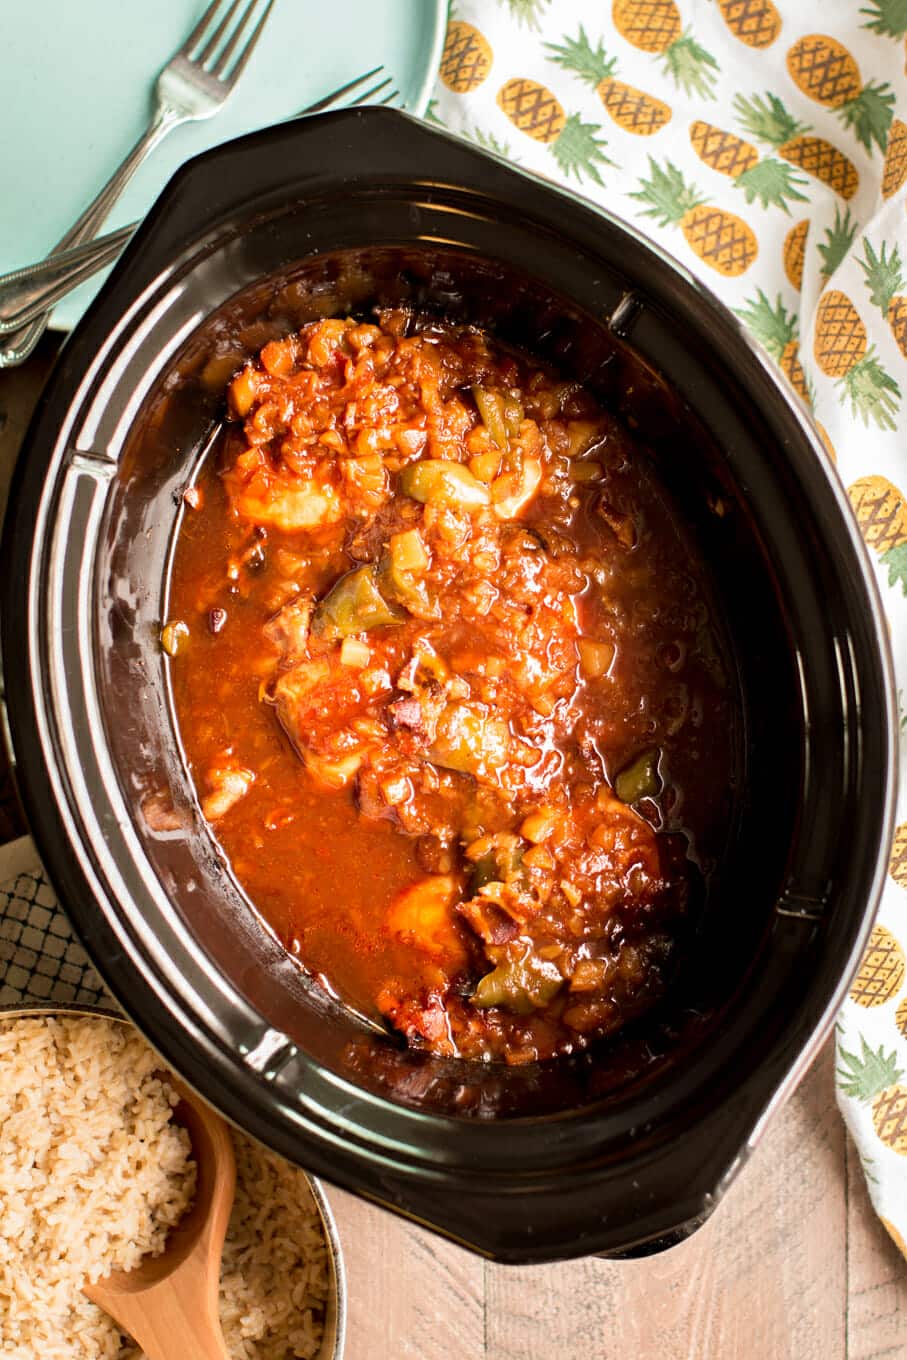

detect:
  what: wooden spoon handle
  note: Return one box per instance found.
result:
[84,1082,236,1360]
[88,1269,230,1360]
[84,1078,237,1360]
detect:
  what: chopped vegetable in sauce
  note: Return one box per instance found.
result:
[167,311,735,1065]
[615,750,661,805]
[312,565,402,639]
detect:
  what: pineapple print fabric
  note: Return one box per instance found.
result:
[432,0,907,1255]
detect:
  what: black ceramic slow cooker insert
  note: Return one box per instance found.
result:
[0,110,896,1262]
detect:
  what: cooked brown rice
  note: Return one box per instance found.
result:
[0,1017,329,1360]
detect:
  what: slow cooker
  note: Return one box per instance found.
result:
[0,109,895,1261]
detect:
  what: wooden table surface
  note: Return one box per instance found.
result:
[1,349,905,1360]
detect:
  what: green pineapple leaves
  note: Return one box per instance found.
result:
[838,1034,904,1102]
[860,0,907,39]
[734,91,809,148]
[819,206,858,280]
[860,239,906,315]
[499,0,551,31]
[882,542,907,596]
[838,81,896,156]
[734,158,809,213]
[735,290,798,358]
[630,158,706,227]
[840,346,902,431]
[544,26,617,86]
[660,30,719,101]
[551,114,614,186]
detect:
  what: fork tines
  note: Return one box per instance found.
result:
[300,67,402,116]
[183,0,276,82]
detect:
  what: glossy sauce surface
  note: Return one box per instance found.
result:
[168,312,735,1063]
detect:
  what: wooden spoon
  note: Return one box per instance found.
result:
[84,1075,236,1360]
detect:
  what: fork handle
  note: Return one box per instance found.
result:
[0,103,184,367]
[0,227,137,335]
[61,104,183,250]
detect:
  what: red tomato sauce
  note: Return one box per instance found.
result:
[167,311,736,1064]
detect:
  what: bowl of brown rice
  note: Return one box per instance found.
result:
[0,1009,345,1360]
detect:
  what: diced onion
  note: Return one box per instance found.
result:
[340,637,371,668]
[520,808,559,843]
[578,638,615,679]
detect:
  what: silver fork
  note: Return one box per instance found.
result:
[0,71,400,343]
[1,0,276,368]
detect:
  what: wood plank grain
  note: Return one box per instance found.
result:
[486,1043,847,1360]
[327,1187,485,1360]
[846,1132,907,1360]
[485,1253,616,1360]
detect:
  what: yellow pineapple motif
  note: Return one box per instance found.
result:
[787,35,895,154]
[735,291,810,402]
[784,219,809,290]
[850,925,905,1007]
[631,158,756,277]
[788,34,862,106]
[599,84,671,137]
[689,122,808,212]
[778,346,806,398]
[849,477,907,552]
[612,0,680,50]
[839,1037,907,1156]
[690,123,758,177]
[546,27,672,136]
[496,79,614,185]
[882,119,907,198]
[895,294,907,345]
[897,994,907,1041]
[611,0,719,100]
[715,0,781,49]
[814,291,866,378]
[441,14,493,93]
[874,1086,907,1153]
[814,294,900,430]
[889,822,907,891]
[498,78,564,142]
[893,297,907,357]
[735,92,859,200]
[778,140,857,201]
[848,477,907,593]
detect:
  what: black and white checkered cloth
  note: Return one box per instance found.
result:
[0,837,113,1014]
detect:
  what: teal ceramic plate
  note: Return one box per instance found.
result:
[1,0,445,330]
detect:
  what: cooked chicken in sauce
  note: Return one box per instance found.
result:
[167,311,735,1063]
